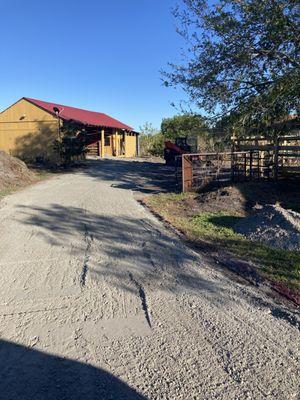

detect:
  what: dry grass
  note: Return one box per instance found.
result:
[0,151,55,200]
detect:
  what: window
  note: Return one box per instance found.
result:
[104,135,110,146]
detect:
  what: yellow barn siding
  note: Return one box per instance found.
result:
[113,131,124,156]
[0,99,59,162]
[0,98,57,123]
[125,133,137,157]
[104,133,113,156]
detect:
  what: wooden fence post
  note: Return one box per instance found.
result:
[249,150,253,180]
[273,137,279,181]
[182,155,193,192]
[182,155,185,192]
[244,152,247,181]
[230,137,235,182]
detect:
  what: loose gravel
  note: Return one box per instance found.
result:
[235,204,300,251]
[0,159,299,400]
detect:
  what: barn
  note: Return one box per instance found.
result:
[0,97,138,162]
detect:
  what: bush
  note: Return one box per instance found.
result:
[139,133,164,157]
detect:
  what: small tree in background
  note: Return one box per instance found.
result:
[139,122,164,157]
[161,114,205,139]
[54,121,88,164]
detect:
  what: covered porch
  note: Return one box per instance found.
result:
[86,127,139,158]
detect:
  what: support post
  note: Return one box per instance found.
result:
[230,132,236,182]
[182,155,185,192]
[273,136,279,182]
[115,130,118,156]
[101,129,105,158]
[249,150,253,180]
[136,133,139,157]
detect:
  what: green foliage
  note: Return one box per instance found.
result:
[139,122,164,157]
[161,114,206,139]
[139,122,158,136]
[0,187,14,199]
[139,133,165,157]
[161,114,216,151]
[139,114,221,157]
[165,0,300,136]
[54,121,87,164]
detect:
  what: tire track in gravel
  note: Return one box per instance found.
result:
[80,223,93,287]
[128,272,152,328]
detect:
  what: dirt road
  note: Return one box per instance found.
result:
[0,159,299,399]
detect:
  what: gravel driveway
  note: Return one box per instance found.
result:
[0,159,299,399]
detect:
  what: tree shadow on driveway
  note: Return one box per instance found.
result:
[0,339,147,400]
[16,203,223,300]
[81,159,177,194]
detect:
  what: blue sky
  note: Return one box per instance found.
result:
[0,0,189,130]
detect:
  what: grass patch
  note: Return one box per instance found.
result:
[146,193,300,293]
[33,170,54,180]
[0,187,15,199]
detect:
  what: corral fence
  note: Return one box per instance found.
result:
[176,135,300,192]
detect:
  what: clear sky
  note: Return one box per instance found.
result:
[0,0,188,130]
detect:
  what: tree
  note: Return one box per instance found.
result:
[161,114,206,139]
[139,122,164,157]
[161,114,214,150]
[139,122,159,137]
[164,0,300,136]
[54,121,87,164]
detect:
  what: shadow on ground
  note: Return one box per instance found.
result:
[82,158,176,194]
[0,339,147,400]
[17,203,222,299]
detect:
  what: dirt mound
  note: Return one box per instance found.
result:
[195,186,247,215]
[235,204,300,251]
[0,151,35,190]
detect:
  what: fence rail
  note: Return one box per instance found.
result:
[177,135,300,192]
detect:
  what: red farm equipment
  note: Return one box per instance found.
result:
[164,137,192,166]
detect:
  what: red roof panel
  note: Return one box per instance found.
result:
[24,97,133,131]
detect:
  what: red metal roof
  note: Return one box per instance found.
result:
[23,97,133,131]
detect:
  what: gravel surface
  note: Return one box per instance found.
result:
[235,204,300,251]
[0,159,299,400]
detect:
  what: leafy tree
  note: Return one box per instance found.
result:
[139,122,159,136]
[54,121,87,164]
[164,0,300,136]
[139,122,164,157]
[161,114,206,139]
[161,114,215,150]
[146,133,165,157]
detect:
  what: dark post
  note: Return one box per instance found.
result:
[273,136,279,182]
[249,150,253,180]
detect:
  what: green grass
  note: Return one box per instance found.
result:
[146,193,300,293]
[0,187,15,199]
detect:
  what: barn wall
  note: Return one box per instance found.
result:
[0,98,137,161]
[125,133,137,157]
[0,99,59,162]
